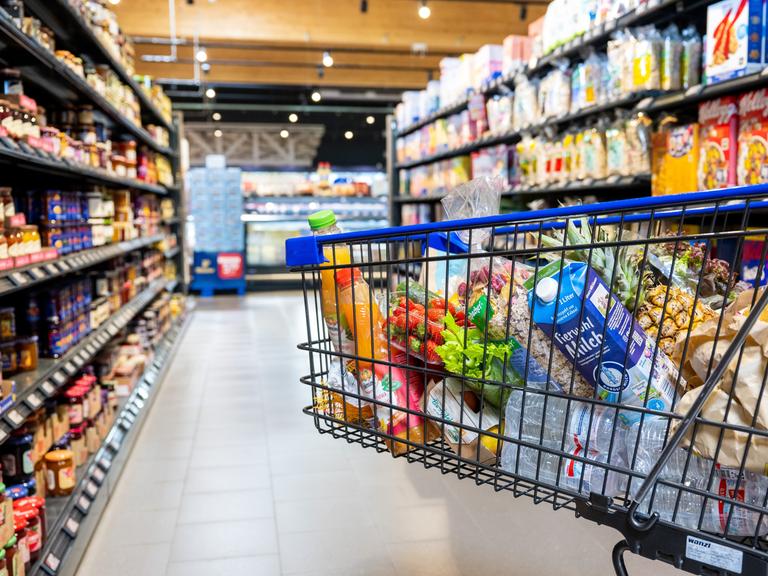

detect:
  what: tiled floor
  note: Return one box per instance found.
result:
[75,293,679,576]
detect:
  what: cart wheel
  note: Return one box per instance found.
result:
[612,540,631,576]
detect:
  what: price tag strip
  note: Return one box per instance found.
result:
[76,494,91,514]
[44,263,59,275]
[91,467,106,485]
[98,457,112,472]
[52,371,67,386]
[40,380,56,397]
[63,516,80,538]
[5,409,24,428]
[28,268,46,280]
[84,480,98,498]
[9,272,28,286]
[43,552,61,574]
[25,392,42,409]
[63,362,77,375]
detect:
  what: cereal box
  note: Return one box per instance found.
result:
[652,123,700,195]
[698,97,739,190]
[738,89,768,185]
[705,0,765,84]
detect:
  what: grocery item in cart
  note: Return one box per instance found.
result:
[698,96,738,190]
[628,416,768,536]
[426,378,501,464]
[673,289,768,474]
[737,89,768,186]
[320,360,375,428]
[529,261,683,423]
[704,0,765,85]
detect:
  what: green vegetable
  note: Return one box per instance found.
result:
[435,313,516,408]
[395,281,440,307]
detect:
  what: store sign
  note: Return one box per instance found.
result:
[217,253,244,280]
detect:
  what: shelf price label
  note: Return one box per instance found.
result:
[64,516,80,538]
[85,344,97,356]
[52,372,68,386]
[76,495,91,514]
[84,480,98,498]
[63,362,77,375]
[109,438,121,452]
[5,410,24,427]
[0,429,9,445]
[92,467,106,485]
[78,351,90,363]
[9,272,27,286]
[43,553,61,573]
[28,268,45,280]
[98,457,112,471]
[25,392,42,409]
[44,263,59,275]
[40,381,56,397]
[57,260,71,271]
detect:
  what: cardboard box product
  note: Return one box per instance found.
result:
[738,89,768,185]
[705,0,765,84]
[699,97,739,189]
[652,122,700,195]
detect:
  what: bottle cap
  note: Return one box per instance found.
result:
[535,277,559,303]
[307,210,336,231]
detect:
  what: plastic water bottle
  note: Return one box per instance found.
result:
[626,416,768,536]
[501,388,629,496]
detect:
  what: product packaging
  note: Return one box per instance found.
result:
[698,97,739,190]
[705,0,766,84]
[652,120,700,195]
[737,88,768,185]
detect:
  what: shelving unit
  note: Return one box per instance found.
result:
[388,0,768,226]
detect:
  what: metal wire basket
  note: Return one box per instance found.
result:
[287,185,768,576]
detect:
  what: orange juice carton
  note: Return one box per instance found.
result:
[705,0,765,84]
[698,97,739,190]
[737,88,768,185]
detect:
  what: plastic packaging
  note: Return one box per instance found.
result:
[660,24,682,91]
[681,26,702,90]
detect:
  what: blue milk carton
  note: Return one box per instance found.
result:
[528,262,684,423]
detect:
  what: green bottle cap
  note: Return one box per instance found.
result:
[307,210,336,231]
[4,535,15,548]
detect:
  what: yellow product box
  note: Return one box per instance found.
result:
[652,123,700,196]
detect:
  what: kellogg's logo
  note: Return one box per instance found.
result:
[739,90,768,117]
[700,98,738,124]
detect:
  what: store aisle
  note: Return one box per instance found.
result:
[75,294,677,576]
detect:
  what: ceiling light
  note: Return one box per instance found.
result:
[205,87,216,98]
[418,0,431,19]
[366,115,375,124]
[212,112,221,121]
[201,62,211,72]
[322,51,334,67]
[311,91,321,102]
[214,129,222,138]
[108,0,120,4]
[195,48,208,63]
[280,129,290,138]
[288,113,298,123]
[344,130,354,140]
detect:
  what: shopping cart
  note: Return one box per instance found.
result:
[286,184,768,576]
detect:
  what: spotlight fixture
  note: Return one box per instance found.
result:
[418,0,431,19]
[360,0,368,12]
[195,48,208,63]
[280,129,290,138]
[201,62,211,72]
[366,115,375,124]
[288,113,298,123]
[212,112,222,121]
[344,130,354,140]
[322,51,334,67]
[205,87,216,98]
[311,91,322,102]
[214,129,222,138]
[108,0,120,4]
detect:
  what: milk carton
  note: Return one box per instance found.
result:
[529,262,683,424]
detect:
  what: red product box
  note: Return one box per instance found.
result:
[738,89,768,186]
[699,97,739,190]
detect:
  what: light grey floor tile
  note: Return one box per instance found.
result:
[165,556,281,576]
[184,464,272,493]
[177,489,274,524]
[115,480,185,511]
[77,543,170,576]
[189,442,269,467]
[170,519,279,561]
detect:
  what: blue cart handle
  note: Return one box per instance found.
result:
[286,184,768,267]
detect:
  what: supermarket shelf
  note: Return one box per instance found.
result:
[505,174,652,196]
[397,97,471,137]
[0,11,173,156]
[0,234,165,298]
[32,312,191,576]
[392,194,446,204]
[20,0,174,134]
[396,129,518,170]
[0,279,172,449]
[646,69,768,113]
[163,246,180,259]
[161,217,182,226]
[0,141,169,194]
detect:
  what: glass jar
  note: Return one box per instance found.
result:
[68,424,86,467]
[0,190,12,221]
[0,309,14,342]
[11,504,38,564]
[5,534,18,576]
[12,516,27,575]
[0,434,32,485]
[18,498,44,545]
[43,450,74,497]
[0,342,16,375]
[15,337,37,373]
[5,230,20,259]
[21,227,39,255]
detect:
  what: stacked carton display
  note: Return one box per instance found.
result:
[188,167,244,252]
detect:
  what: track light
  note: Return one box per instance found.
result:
[201,62,211,72]
[214,129,222,138]
[289,113,298,123]
[205,87,216,98]
[418,0,431,19]
[366,115,375,124]
[344,130,354,140]
[322,51,334,67]
[195,48,208,63]
[311,91,321,102]
[212,112,221,121]
[280,129,290,138]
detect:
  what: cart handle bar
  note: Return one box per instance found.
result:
[626,286,768,533]
[285,184,768,266]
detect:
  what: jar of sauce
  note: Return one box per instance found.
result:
[64,387,85,426]
[0,309,15,343]
[0,433,32,485]
[15,337,37,372]
[68,424,86,467]
[11,504,38,564]
[5,534,18,576]
[43,450,74,497]
[12,516,27,575]
[17,498,44,545]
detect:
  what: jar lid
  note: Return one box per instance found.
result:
[0,548,6,560]
[13,515,26,532]
[28,496,44,509]
[44,449,73,462]
[12,502,35,518]
[4,535,16,548]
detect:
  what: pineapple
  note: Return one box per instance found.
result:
[636,285,716,357]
